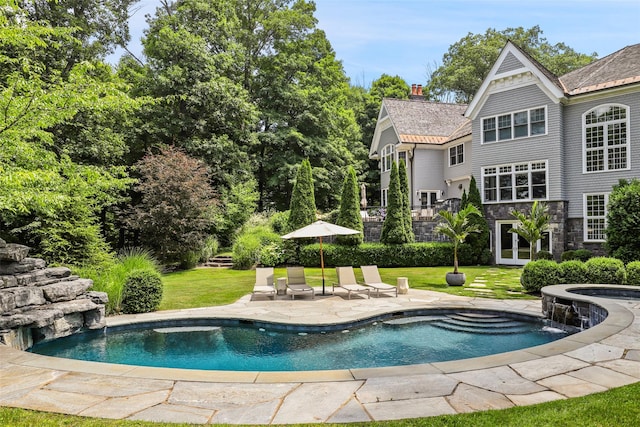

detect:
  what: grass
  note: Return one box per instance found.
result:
[4,265,637,426]
[159,265,528,310]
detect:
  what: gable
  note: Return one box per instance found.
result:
[465,41,565,120]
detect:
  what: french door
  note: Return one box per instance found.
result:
[496,221,552,265]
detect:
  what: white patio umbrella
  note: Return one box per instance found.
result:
[281,220,361,295]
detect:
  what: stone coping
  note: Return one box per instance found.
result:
[1,287,639,424]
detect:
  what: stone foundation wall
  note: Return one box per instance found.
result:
[0,238,107,350]
[363,221,449,243]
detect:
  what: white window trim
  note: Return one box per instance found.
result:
[481,105,548,144]
[582,103,631,174]
[583,192,609,242]
[381,144,395,172]
[481,160,549,204]
[448,143,464,167]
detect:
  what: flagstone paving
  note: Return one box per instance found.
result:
[1,287,640,424]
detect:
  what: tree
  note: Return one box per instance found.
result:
[287,159,316,231]
[398,159,414,243]
[509,201,550,261]
[0,4,135,265]
[605,179,640,263]
[380,162,407,244]
[336,166,363,246]
[465,176,491,264]
[427,26,597,103]
[435,205,482,274]
[129,146,216,267]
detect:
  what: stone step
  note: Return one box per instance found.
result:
[204,255,234,268]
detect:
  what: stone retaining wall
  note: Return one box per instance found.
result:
[0,238,107,350]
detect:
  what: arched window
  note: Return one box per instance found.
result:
[583,104,630,173]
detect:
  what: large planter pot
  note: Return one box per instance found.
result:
[446,272,466,286]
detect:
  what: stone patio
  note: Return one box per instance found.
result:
[1,288,639,424]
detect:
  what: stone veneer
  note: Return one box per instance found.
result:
[0,238,107,350]
[363,221,449,243]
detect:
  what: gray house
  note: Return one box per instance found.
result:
[369,86,470,219]
[371,42,640,265]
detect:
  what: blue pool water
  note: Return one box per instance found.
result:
[30,312,568,371]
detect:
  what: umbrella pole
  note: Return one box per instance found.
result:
[319,236,325,295]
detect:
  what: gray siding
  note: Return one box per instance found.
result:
[378,127,398,190]
[412,148,445,205]
[443,138,472,199]
[472,84,563,201]
[496,52,524,74]
[563,92,640,218]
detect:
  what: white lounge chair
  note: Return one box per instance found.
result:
[286,267,315,300]
[252,267,276,299]
[361,265,398,297]
[333,266,370,299]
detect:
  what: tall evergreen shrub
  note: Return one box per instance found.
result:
[287,159,316,231]
[399,160,415,243]
[336,166,363,245]
[380,162,407,244]
[605,179,640,263]
[465,176,491,264]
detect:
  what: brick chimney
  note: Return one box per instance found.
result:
[409,83,425,100]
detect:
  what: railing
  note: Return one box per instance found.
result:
[361,199,461,222]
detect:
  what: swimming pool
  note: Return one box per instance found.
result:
[30,310,568,371]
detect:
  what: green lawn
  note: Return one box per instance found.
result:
[4,265,638,426]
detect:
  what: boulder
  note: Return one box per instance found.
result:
[45,266,72,278]
[87,291,109,305]
[41,279,93,303]
[4,286,46,309]
[0,243,30,262]
[0,275,17,289]
[84,306,106,329]
[15,269,48,286]
[0,290,16,313]
[0,257,46,275]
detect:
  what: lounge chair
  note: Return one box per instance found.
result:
[286,267,315,300]
[361,265,398,297]
[252,267,276,299]
[333,266,370,299]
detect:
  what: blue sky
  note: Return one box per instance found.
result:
[120,0,640,87]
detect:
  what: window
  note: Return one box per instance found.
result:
[482,106,546,143]
[482,161,547,203]
[449,144,464,166]
[398,151,407,165]
[381,188,388,207]
[583,105,629,173]
[381,144,395,172]
[584,193,608,241]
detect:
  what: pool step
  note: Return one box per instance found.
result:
[430,312,532,334]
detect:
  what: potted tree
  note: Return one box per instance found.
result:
[435,205,482,286]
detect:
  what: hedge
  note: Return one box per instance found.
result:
[520,260,560,293]
[121,269,163,314]
[298,242,474,268]
[626,261,640,286]
[558,260,588,284]
[585,257,626,285]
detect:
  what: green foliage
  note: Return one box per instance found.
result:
[561,249,593,262]
[398,160,415,243]
[625,261,640,286]
[535,250,554,260]
[520,260,560,293]
[232,225,280,270]
[287,159,317,231]
[212,178,259,247]
[268,210,290,234]
[129,146,216,267]
[435,204,482,273]
[460,189,468,208]
[605,179,640,263]
[299,242,474,268]
[464,176,491,264]
[121,269,163,314]
[510,201,550,261]
[258,242,286,267]
[380,162,407,244]
[198,235,219,263]
[558,260,587,284]
[427,25,597,102]
[585,257,626,284]
[336,166,363,245]
[76,248,160,314]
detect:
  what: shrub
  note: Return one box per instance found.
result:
[380,162,407,244]
[562,249,593,262]
[198,235,219,263]
[585,257,626,284]
[121,269,163,314]
[287,159,316,231]
[335,166,364,246]
[232,225,280,269]
[269,211,290,234]
[558,260,587,284]
[520,260,560,293]
[626,261,640,286]
[259,242,285,267]
[535,250,554,260]
[75,247,160,315]
[605,178,640,263]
